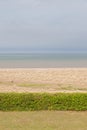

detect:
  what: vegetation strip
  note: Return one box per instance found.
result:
[0,93,87,111]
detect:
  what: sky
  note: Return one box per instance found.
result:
[0,0,87,53]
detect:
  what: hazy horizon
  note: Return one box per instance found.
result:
[0,48,87,54]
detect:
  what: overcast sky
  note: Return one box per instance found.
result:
[0,0,87,52]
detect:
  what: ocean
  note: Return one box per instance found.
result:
[0,52,87,68]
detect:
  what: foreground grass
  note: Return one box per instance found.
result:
[0,111,87,130]
[0,93,87,111]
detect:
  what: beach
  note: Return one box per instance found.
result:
[0,68,87,93]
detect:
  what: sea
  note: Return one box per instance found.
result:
[0,52,87,68]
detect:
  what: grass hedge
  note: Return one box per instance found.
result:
[0,93,87,111]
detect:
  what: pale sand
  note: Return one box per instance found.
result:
[0,68,87,93]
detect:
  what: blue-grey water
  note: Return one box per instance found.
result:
[0,53,87,68]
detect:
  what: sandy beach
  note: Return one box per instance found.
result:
[0,68,87,93]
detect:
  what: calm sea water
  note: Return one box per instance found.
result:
[0,53,87,68]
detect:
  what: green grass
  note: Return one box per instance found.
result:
[1,81,87,91]
[18,83,87,91]
[18,83,52,88]
[0,111,87,130]
[0,93,87,111]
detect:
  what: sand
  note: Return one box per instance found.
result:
[0,68,87,93]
